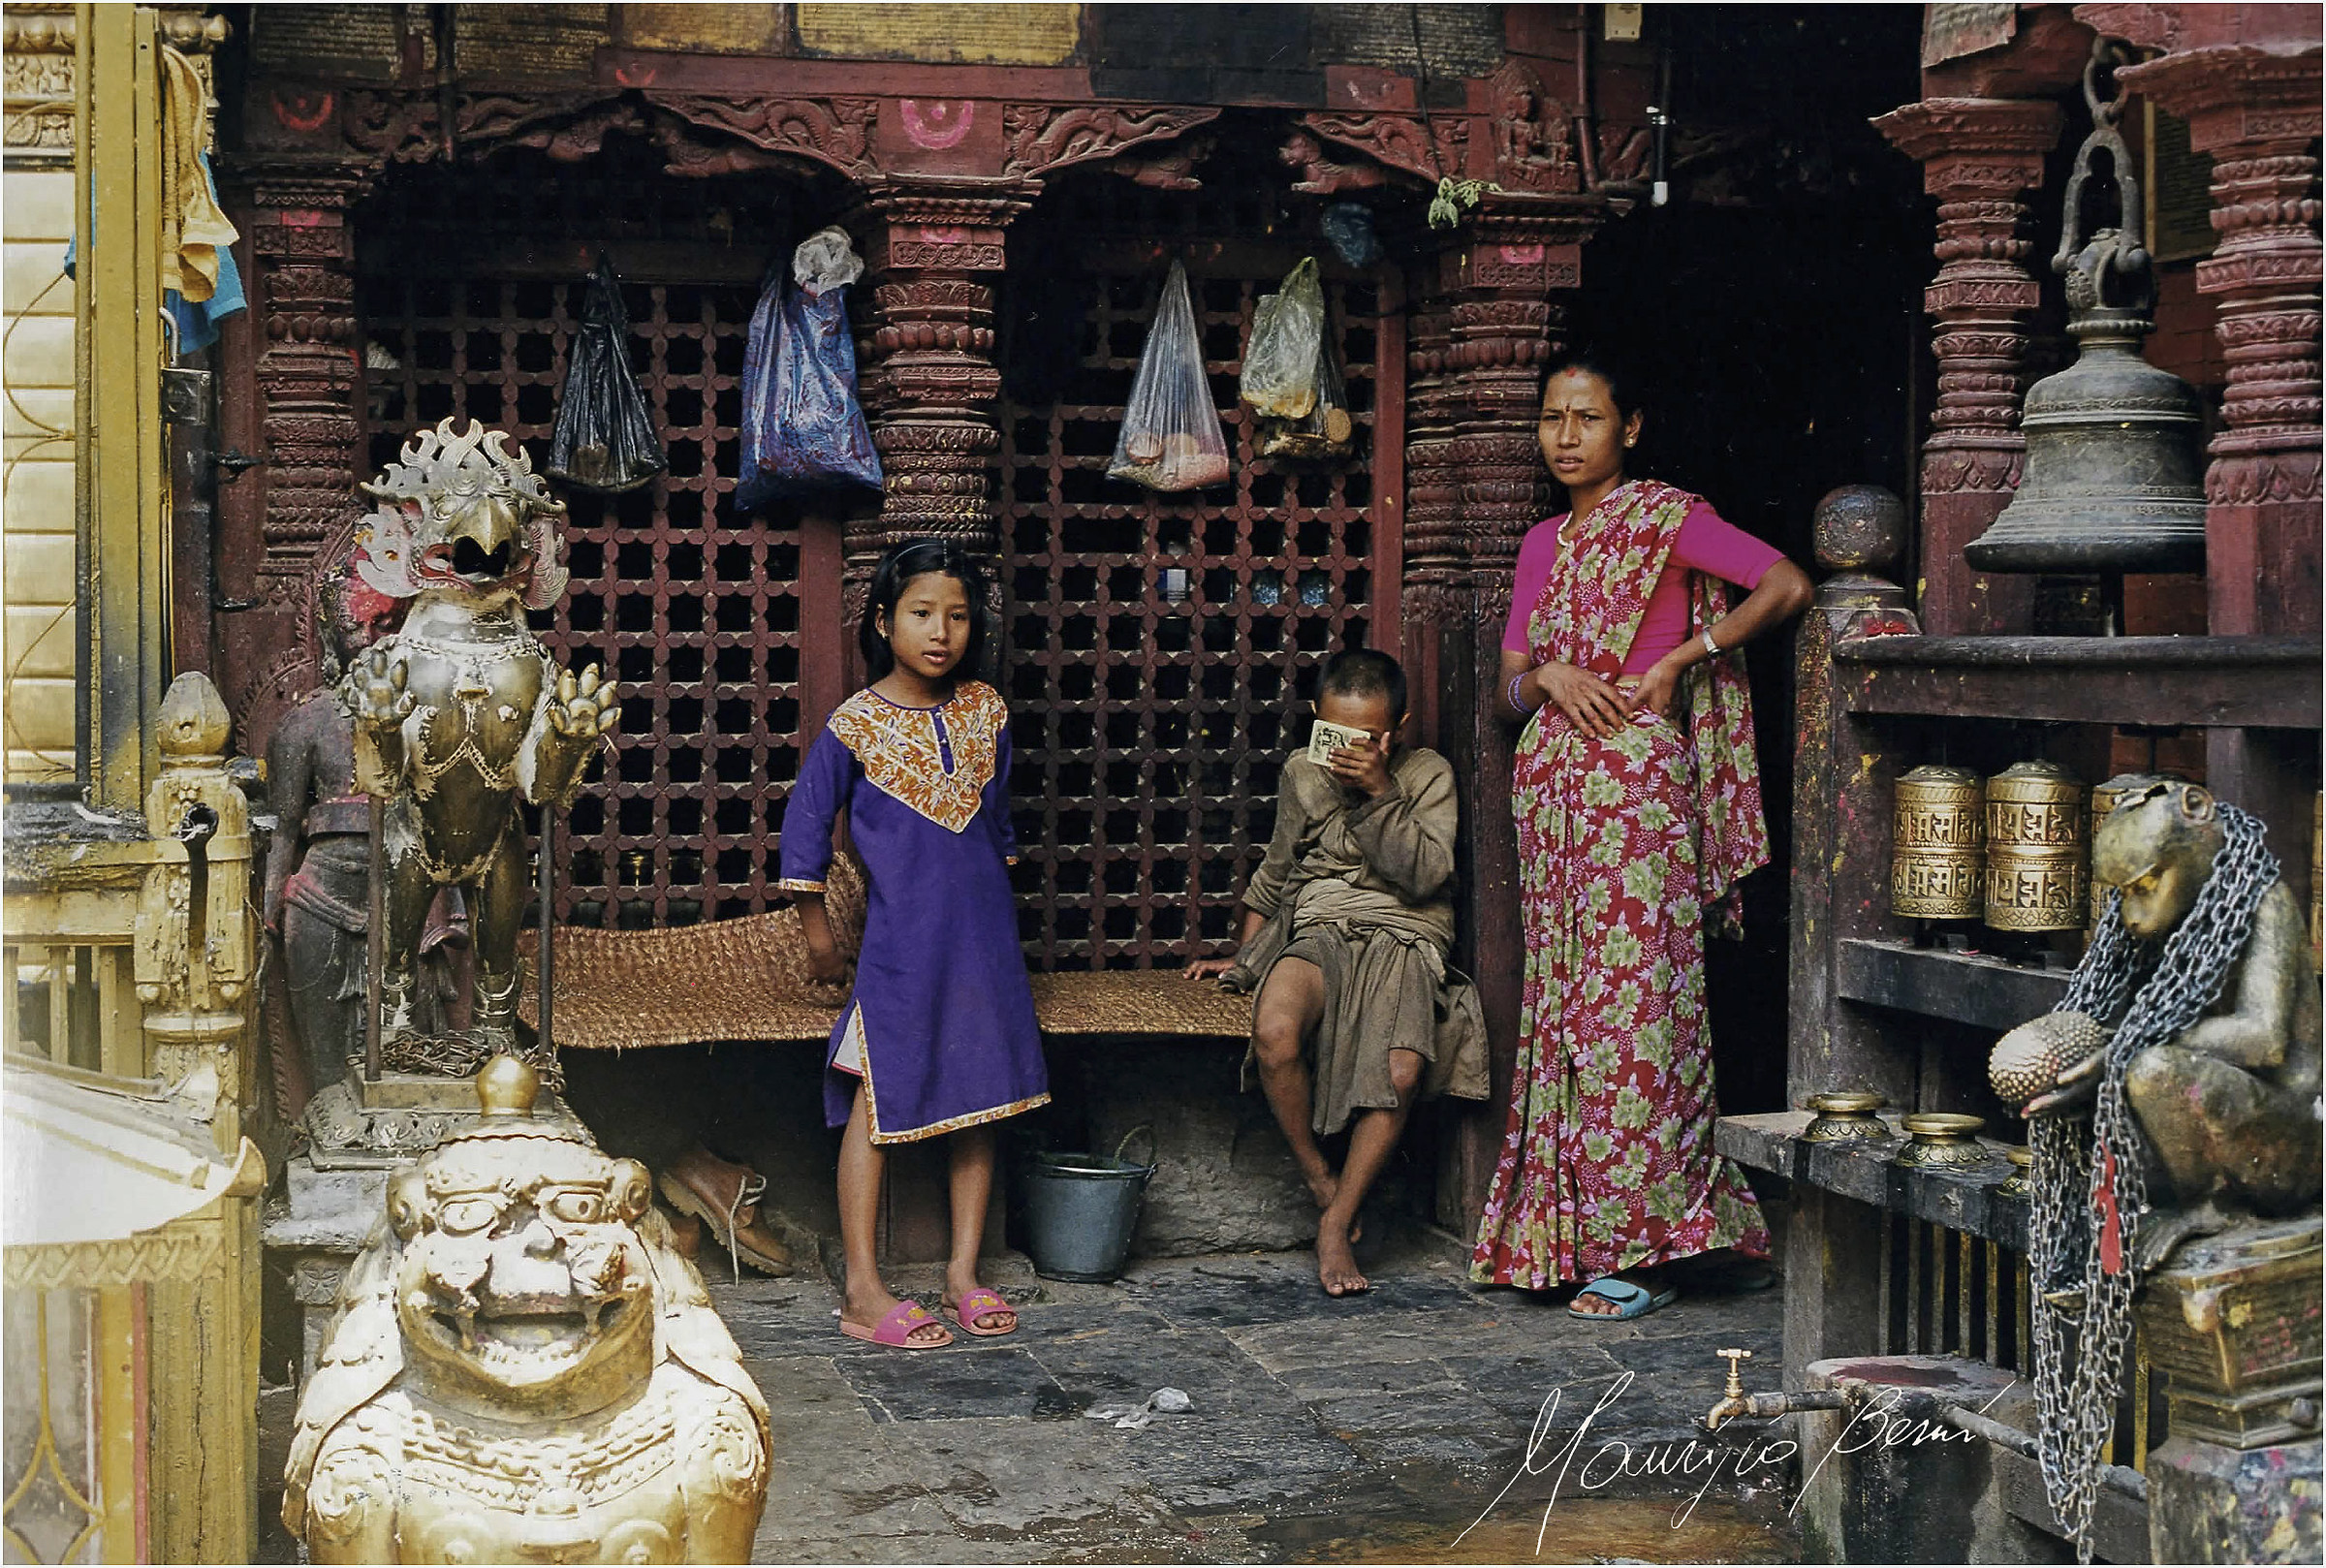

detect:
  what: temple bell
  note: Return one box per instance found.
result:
[1965,44,2208,576]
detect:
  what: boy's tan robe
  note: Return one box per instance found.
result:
[1223,747,1490,1135]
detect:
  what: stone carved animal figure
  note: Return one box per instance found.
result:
[283,1057,770,1563]
[344,418,617,1057]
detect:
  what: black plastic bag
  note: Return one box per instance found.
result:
[546,255,666,493]
[737,228,882,509]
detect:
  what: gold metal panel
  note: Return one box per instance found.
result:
[453,4,608,83]
[795,2,1079,64]
[618,3,788,54]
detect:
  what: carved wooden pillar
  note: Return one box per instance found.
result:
[1402,204,1597,1230]
[1399,298,1461,633]
[224,167,366,710]
[847,183,1030,638]
[2114,37,2323,919]
[1873,98,2064,635]
[2119,44,2323,638]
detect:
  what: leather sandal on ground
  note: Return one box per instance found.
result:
[947,1287,1017,1337]
[658,1147,794,1281]
[1568,1274,1679,1320]
[840,1299,954,1349]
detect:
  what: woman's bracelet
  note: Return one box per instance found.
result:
[1508,671,1541,715]
[1701,627,1722,659]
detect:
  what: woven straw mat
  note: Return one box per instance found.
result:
[518,855,1250,1048]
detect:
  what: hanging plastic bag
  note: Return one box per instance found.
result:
[1243,259,1353,462]
[736,227,882,510]
[1108,260,1231,492]
[547,255,667,493]
[1241,257,1326,422]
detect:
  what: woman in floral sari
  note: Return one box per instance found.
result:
[1470,356,1812,1318]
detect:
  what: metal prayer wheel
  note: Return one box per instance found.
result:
[1964,42,2207,575]
[1893,766,1985,920]
[1985,761,2089,931]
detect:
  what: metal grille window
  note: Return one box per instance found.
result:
[359,159,806,928]
[998,245,1383,971]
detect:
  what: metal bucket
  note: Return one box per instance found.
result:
[1022,1127,1156,1283]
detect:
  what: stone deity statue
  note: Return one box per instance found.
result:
[1996,780,2321,1268]
[283,1056,770,1562]
[342,418,617,1063]
[265,562,475,1113]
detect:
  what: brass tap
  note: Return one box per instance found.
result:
[1704,1348,1753,1431]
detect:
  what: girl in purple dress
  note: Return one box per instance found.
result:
[782,540,1050,1349]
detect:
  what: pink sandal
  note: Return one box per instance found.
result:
[949,1287,1017,1337]
[840,1299,954,1349]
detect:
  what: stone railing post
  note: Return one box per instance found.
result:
[134,674,258,1152]
[1873,98,2064,635]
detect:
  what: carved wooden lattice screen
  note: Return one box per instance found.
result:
[999,235,1385,971]
[359,161,804,929]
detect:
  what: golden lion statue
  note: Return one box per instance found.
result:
[283,1058,770,1563]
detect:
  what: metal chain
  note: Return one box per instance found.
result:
[2028,805,2279,1561]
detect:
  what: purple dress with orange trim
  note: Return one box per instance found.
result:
[776,680,1050,1144]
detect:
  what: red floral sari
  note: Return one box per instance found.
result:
[1470,479,1773,1290]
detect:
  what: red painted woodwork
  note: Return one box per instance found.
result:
[1872,97,2062,635]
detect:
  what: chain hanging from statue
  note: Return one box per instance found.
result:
[343,418,616,1097]
[1994,782,2290,1561]
[1964,36,2208,575]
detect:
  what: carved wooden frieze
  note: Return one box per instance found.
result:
[1300,111,1469,187]
[645,91,879,176]
[998,104,1220,180]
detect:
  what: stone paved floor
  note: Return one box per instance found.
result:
[722,1233,1797,1564]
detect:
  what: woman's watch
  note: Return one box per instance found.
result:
[1701,628,1722,659]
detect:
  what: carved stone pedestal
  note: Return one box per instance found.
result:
[2136,1217,2324,1563]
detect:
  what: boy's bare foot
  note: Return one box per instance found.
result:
[1303,1170,1364,1245]
[1316,1212,1370,1297]
[843,1281,950,1346]
[942,1268,1015,1334]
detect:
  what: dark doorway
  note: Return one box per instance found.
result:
[1572,5,1929,1113]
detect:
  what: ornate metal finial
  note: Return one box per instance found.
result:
[475,1053,540,1117]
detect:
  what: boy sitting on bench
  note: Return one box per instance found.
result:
[1184,648,1488,1294]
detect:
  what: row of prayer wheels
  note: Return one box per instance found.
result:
[1891,763,2167,931]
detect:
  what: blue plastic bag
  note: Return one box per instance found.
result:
[737,228,882,509]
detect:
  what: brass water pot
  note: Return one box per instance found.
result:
[1996,1146,2033,1199]
[1893,766,1985,920]
[1986,761,2089,931]
[1896,1113,1989,1169]
[1804,1092,1891,1144]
